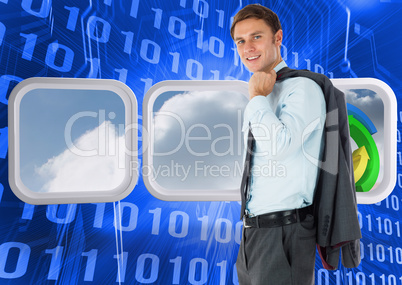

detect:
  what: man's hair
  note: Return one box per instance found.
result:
[230,4,282,39]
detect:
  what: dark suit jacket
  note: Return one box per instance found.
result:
[277,67,362,270]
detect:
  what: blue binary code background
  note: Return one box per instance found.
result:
[0,0,402,284]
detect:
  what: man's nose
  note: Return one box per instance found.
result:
[244,42,255,53]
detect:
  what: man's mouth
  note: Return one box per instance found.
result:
[247,55,260,61]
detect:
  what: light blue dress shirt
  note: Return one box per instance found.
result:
[242,61,326,216]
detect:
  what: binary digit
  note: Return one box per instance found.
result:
[358,211,363,228]
[356,272,366,285]
[369,273,375,285]
[365,214,372,231]
[192,0,209,18]
[388,275,397,285]
[149,207,161,235]
[345,271,353,284]
[140,78,153,94]
[398,174,402,188]
[151,8,162,29]
[305,59,311,71]
[380,274,386,285]
[121,31,134,54]
[135,253,159,283]
[234,221,242,245]
[45,246,64,280]
[233,263,239,285]
[20,33,37,60]
[396,221,401,237]
[170,256,182,284]
[87,16,111,43]
[46,204,77,224]
[186,59,203,80]
[198,216,208,241]
[215,218,231,243]
[115,68,128,83]
[113,251,128,282]
[169,52,180,73]
[281,44,287,60]
[384,218,393,235]
[215,10,224,28]
[168,16,186,39]
[81,249,98,282]
[0,126,8,159]
[188,258,208,285]
[0,183,3,204]
[0,22,5,46]
[376,244,385,262]
[91,203,105,229]
[21,0,51,18]
[21,203,35,220]
[140,39,161,64]
[130,0,139,18]
[231,46,241,66]
[0,242,30,279]
[64,6,79,31]
[334,270,343,285]
[114,202,138,231]
[169,211,189,238]
[87,58,100,78]
[368,242,374,261]
[315,64,324,74]
[210,70,219,80]
[391,195,399,211]
[292,52,299,67]
[217,260,227,285]
[45,42,74,72]
[0,75,23,105]
[317,268,329,285]
[209,36,224,58]
[396,247,402,264]
[388,246,394,263]
[194,29,204,49]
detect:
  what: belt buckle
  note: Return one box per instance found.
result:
[243,218,251,228]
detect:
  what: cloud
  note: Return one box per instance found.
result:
[152,90,248,189]
[36,121,126,192]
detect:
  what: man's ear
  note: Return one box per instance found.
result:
[275,30,283,46]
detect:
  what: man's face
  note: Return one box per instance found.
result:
[233,18,283,73]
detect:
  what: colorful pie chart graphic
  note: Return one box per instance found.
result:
[348,103,380,192]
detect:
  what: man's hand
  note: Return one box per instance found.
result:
[248,69,277,100]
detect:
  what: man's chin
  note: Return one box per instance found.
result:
[246,66,260,73]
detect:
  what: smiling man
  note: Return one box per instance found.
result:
[231,4,326,285]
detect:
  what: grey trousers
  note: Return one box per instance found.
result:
[236,213,316,285]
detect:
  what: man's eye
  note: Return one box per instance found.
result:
[254,35,261,39]
[237,40,244,45]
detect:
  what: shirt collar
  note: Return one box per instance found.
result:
[274,60,287,73]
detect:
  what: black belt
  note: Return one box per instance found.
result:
[243,205,313,228]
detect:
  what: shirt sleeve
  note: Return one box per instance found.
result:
[243,78,325,160]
